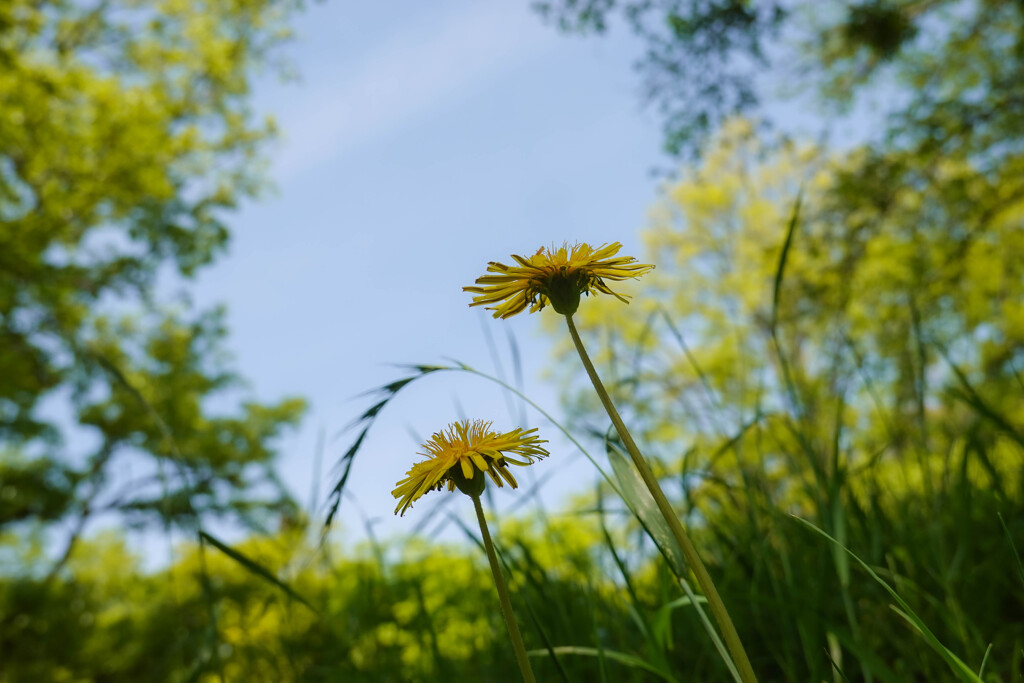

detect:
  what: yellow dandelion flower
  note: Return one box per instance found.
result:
[392,420,549,516]
[463,242,655,318]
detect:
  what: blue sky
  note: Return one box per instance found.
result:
[190,1,668,543]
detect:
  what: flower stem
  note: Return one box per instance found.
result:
[564,313,758,683]
[472,495,536,683]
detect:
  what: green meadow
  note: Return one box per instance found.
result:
[3,1,1023,681]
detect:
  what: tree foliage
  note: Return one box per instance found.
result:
[0,0,305,558]
[535,0,1024,164]
[0,515,663,682]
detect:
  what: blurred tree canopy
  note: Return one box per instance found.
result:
[0,0,306,570]
[0,507,663,681]
[534,0,1024,165]
[535,0,1024,506]
[553,118,1023,496]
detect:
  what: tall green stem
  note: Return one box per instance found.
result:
[472,495,537,683]
[565,313,758,683]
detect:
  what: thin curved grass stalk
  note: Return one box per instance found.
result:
[324,361,623,531]
[445,359,621,496]
[793,516,985,683]
[564,313,758,683]
[528,646,680,683]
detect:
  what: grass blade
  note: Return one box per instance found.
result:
[998,513,1024,590]
[977,643,993,678]
[606,439,741,682]
[528,646,681,683]
[651,594,708,650]
[792,516,983,682]
[606,440,686,576]
[771,190,803,333]
[198,531,318,614]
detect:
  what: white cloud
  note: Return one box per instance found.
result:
[274,3,552,181]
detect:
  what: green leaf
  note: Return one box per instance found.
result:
[606,439,742,681]
[651,594,708,651]
[528,646,681,683]
[606,440,687,578]
[771,190,802,333]
[198,531,318,615]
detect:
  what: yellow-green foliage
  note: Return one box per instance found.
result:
[553,117,1024,512]
[5,1,1024,679]
[1,0,306,544]
[0,516,660,682]
[540,118,1024,680]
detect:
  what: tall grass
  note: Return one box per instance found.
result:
[4,325,1024,681]
[5,224,1024,680]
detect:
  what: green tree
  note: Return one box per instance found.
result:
[535,0,1024,166]
[535,0,786,158]
[0,0,306,571]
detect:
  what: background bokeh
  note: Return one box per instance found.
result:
[4,0,1023,681]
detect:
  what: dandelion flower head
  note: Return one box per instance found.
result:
[392,420,549,516]
[463,242,655,318]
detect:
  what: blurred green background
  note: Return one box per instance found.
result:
[2,0,1023,681]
